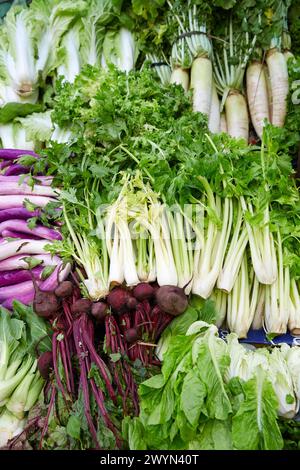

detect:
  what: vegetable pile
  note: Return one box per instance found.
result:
[0,0,299,452]
[0,149,69,310]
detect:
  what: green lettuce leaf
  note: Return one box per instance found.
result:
[232,367,284,450]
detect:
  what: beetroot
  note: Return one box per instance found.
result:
[155,285,188,316]
[126,296,137,310]
[33,289,59,318]
[124,328,140,344]
[55,281,73,298]
[71,298,92,314]
[133,283,154,301]
[107,287,129,313]
[91,302,109,322]
[37,351,53,379]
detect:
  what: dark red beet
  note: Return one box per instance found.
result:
[71,298,92,314]
[133,283,154,301]
[91,302,108,322]
[107,287,129,313]
[126,296,137,310]
[37,351,53,379]
[124,328,140,344]
[33,291,59,318]
[54,281,73,298]
[155,285,188,316]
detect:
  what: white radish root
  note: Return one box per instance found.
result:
[208,81,220,133]
[266,49,289,127]
[225,90,249,141]
[246,61,270,139]
[170,67,190,92]
[220,112,227,133]
[190,57,212,116]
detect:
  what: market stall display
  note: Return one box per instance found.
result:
[0,0,299,451]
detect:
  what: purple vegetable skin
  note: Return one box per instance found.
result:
[4,164,30,176]
[0,149,39,160]
[2,229,41,240]
[0,280,34,301]
[0,253,60,271]
[0,220,62,241]
[0,266,42,287]
[0,208,40,222]
[0,176,53,186]
[2,291,35,309]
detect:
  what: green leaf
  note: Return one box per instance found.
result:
[191,420,233,450]
[232,368,283,450]
[41,265,56,280]
[12,301,52,354]
[180,370,206,428]
[196,332,231,420]
[0,103,43,124]
[66,415,81,440]
[109,352,121,363]
[17,155,37,167]
[21,256,43,270]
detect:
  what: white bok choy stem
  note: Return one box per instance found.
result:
[264,231,289,335]
[101,28,138,74]
[288,279,300,335]
[62,200,109,300]
[166,205,194,293]
[211,288,227,328]
[218,199,248,293]
[226,255,251,338]
[192,176,233,299]
[240,197,277,285]
[251,284,265,330]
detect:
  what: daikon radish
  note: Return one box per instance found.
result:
[170,67,189,92]
[208,81,220,133]
[191,57,212,116]
[225,91,249,141]
[266,48,289,127]
[284,50,294,62]
[220,112,227,133]
[263,63,273,121]
[246,61,270,139]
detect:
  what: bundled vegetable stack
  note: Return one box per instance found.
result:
[0,301,51,448]
[124,318,300,450]
[0,148,69,309]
